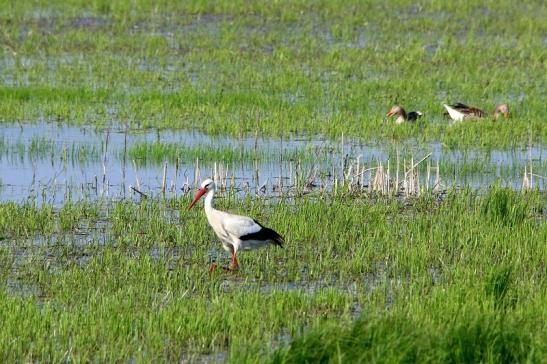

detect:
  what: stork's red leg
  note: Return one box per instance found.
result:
[208,262,218,273]
[229,251,239,271]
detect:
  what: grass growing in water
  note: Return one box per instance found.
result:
[0,136,100,164]
[126,141,318,165]
[0,1,545,147]
[0,188,545,362]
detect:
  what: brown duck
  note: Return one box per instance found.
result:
[386,105,423,124]
[443,103,509,121]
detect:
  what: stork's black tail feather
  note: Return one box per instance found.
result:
[266,227,285,247]
[239,219,285,247]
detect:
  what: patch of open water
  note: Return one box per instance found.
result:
[0,122,545,206]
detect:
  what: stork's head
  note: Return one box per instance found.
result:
[188,178,215,210]
[493,104,510,119]
[386,105,404,117]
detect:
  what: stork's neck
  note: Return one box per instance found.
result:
[204,188,215,213]
[203,188,219,225]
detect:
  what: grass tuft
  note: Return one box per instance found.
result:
[480,187,528,226]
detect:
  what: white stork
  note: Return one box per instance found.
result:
[188,178,284,271]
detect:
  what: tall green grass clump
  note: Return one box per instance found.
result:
[271,288,543,364]
[486,265,515,310]
[480,187,529,226]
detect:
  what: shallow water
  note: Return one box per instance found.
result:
[0,121,545,205]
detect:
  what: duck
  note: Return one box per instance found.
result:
[443,103,509,122]
[386,105,423,124]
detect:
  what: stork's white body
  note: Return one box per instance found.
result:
[203,190,272,254]
[443,104,465,122]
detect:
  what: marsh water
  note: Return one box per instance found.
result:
[0,121,545,206]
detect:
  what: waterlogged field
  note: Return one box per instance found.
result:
[0,122,544,206]
[0,0,545,145]
[0,0,546,363]
[1,190,546,362]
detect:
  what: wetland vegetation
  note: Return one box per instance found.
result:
[0,0,545,362]
[1,189,546,362]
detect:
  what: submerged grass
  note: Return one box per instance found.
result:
[0,0,545,147]
[126,141,319,165]
[0,136,100,164]
[0,188,545,362]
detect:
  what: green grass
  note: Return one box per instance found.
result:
[0,136,100,163]
[126,141,320,165]
[0,201,99,237]
[0,188,545,362]
[271,293,544,363]
[0,0,545,147]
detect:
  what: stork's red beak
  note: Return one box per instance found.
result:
[386,110,394,117]
[188,187,207,210]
